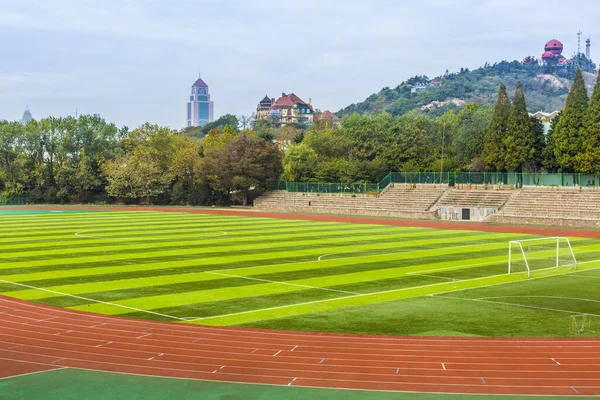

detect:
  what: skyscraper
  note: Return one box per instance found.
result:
[21,107,33,125]
[186,74,214,127]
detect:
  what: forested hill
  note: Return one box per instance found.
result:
[339,61,598,118]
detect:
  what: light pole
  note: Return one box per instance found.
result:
[440,123,445,184]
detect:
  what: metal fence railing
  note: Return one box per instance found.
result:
[279,172,600,195]
[0,194,30,205]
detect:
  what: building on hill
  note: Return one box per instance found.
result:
[21,107,33,125]
[256,95,274,120]
[530,111,560,123]
[314,110,342,126]
[186,74,214,127]
[255,93,314,127]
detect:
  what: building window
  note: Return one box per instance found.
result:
[187,103,191,121]
[190,96,193,101]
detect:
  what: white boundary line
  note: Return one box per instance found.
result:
[0,279,185,321]
[479,296,600,304]
[203,271,361,295]
[432,295,600,317]
[188,264,600,322]
[0,366,66,381]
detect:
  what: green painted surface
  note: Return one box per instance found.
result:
[0,369,594,400]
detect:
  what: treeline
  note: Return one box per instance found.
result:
[0,119,281,205]
[2,69,599,205]
[283,69,600,183]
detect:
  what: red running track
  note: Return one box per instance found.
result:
[2,295,600,396]
[2,206,600,395]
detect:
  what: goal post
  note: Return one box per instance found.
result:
[508,237,577,277]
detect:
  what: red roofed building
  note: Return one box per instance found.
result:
[315,110,341,126]
[256,92,314,127]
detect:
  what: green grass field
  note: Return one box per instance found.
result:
[2,209,600,337]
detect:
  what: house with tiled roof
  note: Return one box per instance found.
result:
[255,93,314,127]
[314,110,341,126]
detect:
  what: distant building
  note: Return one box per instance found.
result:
[530,111,560,122]
[256,93,314,127]
[186,74,214,127]
[541,39,569,66]
[315,110,341,126]
[410,84,428,94]
[256,95,274,120]
[430,78,443,87]
[21,107,33,125]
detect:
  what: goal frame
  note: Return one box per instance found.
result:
[508,236,577,277]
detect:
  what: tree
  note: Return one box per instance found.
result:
[503,82,538,172]
[483,84,511,171]
[282,144,318,181]
[578,70,600,174]
[553,69,589,172]
[199,135,283,206]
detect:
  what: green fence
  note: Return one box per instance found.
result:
[0,194,30,205]
[281,172,600,195]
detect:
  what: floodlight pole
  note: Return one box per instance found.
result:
[440,123,445,184]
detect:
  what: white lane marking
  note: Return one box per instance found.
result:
[136,333,152,339]
[442,363,446,370]
[290,346,298,352]
[212,365,225,373]
[0,279,185,321]
[287,377,297,386]
[273,350,282,357]
[552,358,561,365]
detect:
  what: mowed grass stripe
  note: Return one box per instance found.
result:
[191,262,600,326]
[63,238,544,315]
[0,224,442,260]
[0,222,409,252]
[3,240,524,295]
[0,215,320,240]
[0,231,522,282]
[11,246,514,302]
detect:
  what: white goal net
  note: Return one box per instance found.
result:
[508,237,577,277]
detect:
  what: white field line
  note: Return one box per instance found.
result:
[75,230,227,239]
[318,250,411,261]
[188,263,600,322]
[0,366,66,381]
[478,296,600,304]
[213,241,514,276]
[407,274,458,282]
[432,295,600,317]
[203,271,361,295]
[0,279,185,321]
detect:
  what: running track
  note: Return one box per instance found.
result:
[1,206,600,396]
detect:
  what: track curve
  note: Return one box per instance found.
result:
[2,295,600,396]
[2,206,600,395]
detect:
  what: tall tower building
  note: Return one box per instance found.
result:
[21,106,33,125]
[186,74,214,127]
[587,38,591,60]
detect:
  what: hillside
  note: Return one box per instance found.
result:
[339,61,598,117]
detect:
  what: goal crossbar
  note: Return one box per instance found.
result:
[508,237,577,277]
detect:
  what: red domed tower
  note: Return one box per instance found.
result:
[544,39,564,56]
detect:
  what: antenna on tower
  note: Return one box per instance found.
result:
[577,30,583,55]
[587,36,592,60]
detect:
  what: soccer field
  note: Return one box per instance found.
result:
[2,209,600,337]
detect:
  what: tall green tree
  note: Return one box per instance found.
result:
[483,84,511,171]
[200,135,283,206]
[503,82,537,172]
[578,70,600,174]
[553,69,589,172]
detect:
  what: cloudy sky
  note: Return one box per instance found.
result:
[0,0,597,129]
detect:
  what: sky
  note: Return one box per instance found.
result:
[0,0,598,129]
